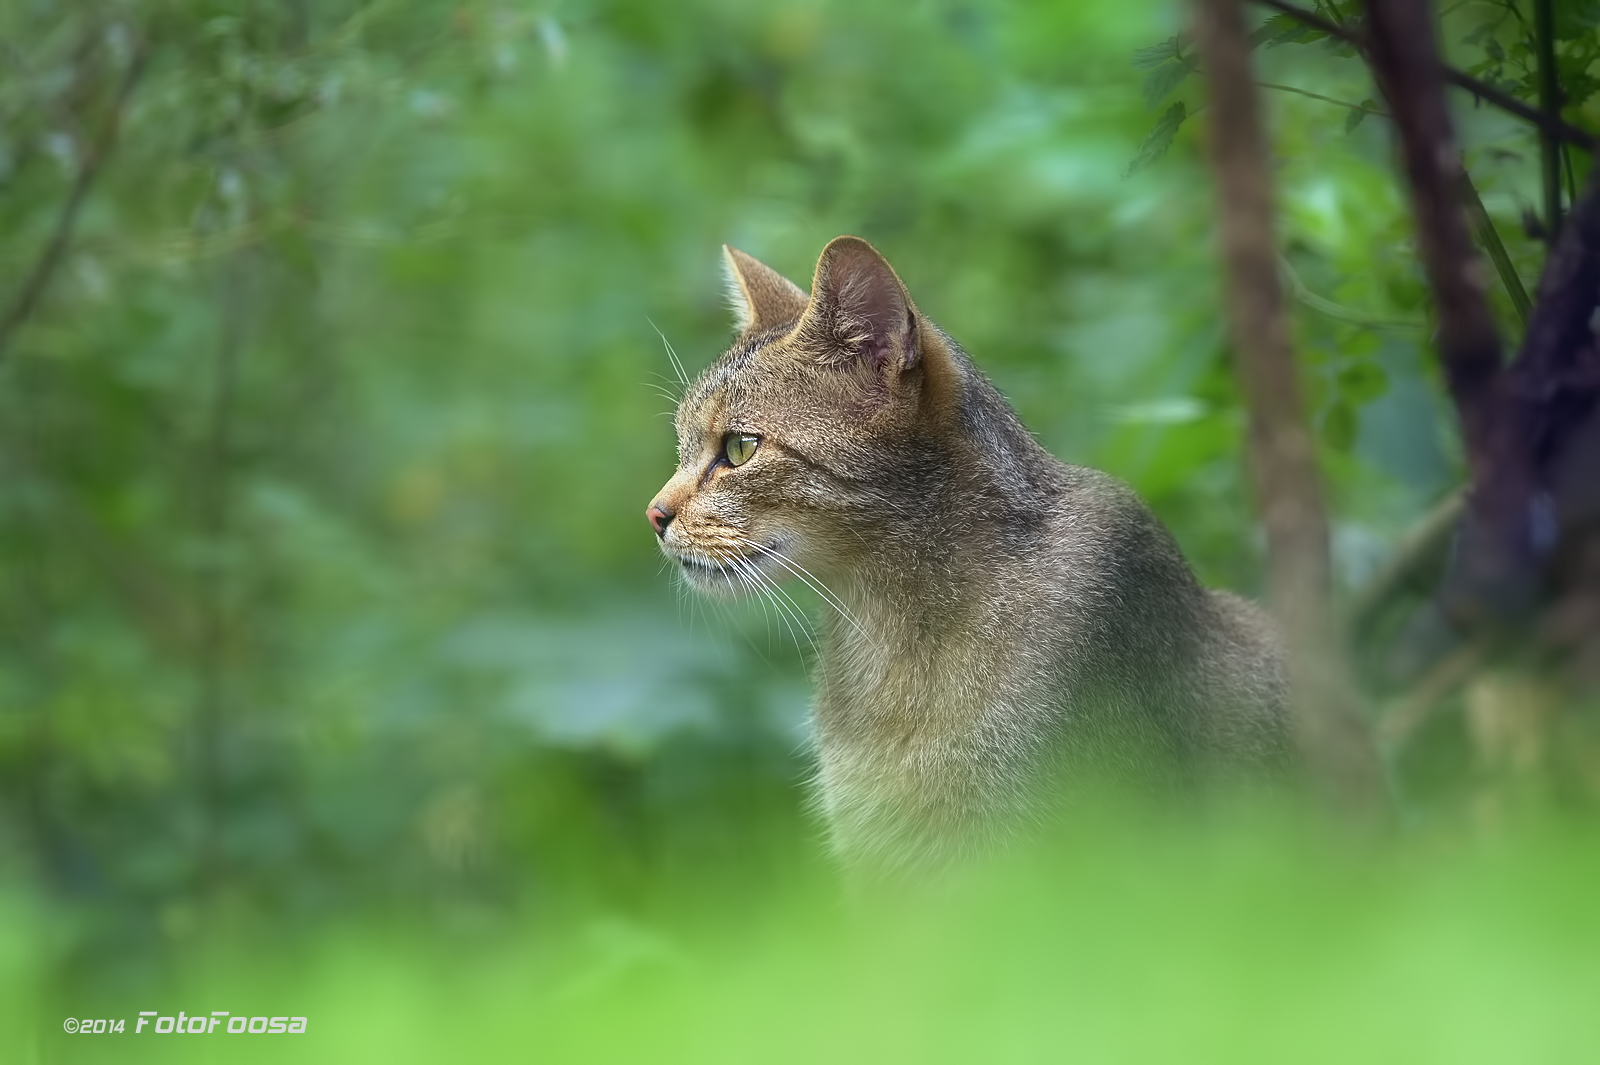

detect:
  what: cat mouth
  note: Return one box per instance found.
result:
[678,556,738,578]
[668,543,781,593]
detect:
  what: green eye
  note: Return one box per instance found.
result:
[723,432,759,467]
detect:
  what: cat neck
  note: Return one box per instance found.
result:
[814,371,1066,692]
[850,370,1056,612]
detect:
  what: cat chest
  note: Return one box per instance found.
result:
[815,643,987,740]
[812,648,1035,813]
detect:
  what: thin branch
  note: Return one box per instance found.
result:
[1347,489,1466,636]
[1252,0,1595,151]
[1193,0,1386,813]
[1257,74,1528,330]
[1257,72,1531,327]
[1532,0,1563,236]
[1280,256,1420,329]
[1379,633,1492,744]
[1563,139,1578,207]
[1257,80,1388,116]
[0,36,148,367]
[1459,169,1533,325]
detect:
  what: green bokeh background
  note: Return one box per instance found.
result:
[2,0,1597,1060]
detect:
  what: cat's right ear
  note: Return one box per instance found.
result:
[722,245,809,335]
[798,236,919,375]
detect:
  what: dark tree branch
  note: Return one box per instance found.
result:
[0,37,147,367]
[1363,0,1542,622]
[1516,166,1600,379]
[1508,160,1600,472]
[1359,3,1498,354]
[1515,160,1600,683]
[1193,0,1386,812]
[1253,0,1595,152]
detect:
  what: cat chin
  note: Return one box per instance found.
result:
[674,555,749,598]
[672,546,794,599]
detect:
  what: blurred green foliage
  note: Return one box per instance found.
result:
[2,0,1598,1060]
[15,814,1600,1063]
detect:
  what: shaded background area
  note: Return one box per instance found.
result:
[2,0,1598,1060]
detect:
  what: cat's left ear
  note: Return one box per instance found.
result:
[722,245,810,334]
[800,236,919,373]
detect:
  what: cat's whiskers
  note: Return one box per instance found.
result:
[713,545,781,650]
[736,538,853,622]
[733,552,820,660]
[732,536,856,619]
[643,375,684,409]
[647,318,691,391]
[741,564,806,657]
[733,535,878,651]
[709,544,817,660]
[672,551,728,663]
[751,558,817,636]
[722,553,777,645]
[767,581,822,660]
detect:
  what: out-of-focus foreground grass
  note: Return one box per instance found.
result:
[14,807,1600,1064]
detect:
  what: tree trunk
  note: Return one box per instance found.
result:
[1192,0,1387,815]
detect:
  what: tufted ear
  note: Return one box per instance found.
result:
[800,236,918,372]
[722,245,809,334]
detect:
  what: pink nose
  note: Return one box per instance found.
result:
[647,504,674,538]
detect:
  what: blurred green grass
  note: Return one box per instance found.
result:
[16,808,1600,1064]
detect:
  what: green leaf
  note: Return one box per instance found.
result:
[1338,361,1388,404]
[1558,52,1600,109]
[1344,107,1366,133]
[1133,36,1182,71]
[1555,0,1600,36]
[1247,18,1284,47]
[1336,326,1382,360]
[1125,102,1187,176]
[1565,72,1600,111]
[1324,400,1357,451]
[1141,55,1198,110]
[1251,14,1324,48]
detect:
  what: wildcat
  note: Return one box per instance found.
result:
[647,236,1288,874]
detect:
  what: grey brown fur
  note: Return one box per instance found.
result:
[649,236,1288,874]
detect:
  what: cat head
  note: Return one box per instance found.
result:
[647,236,964,597]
